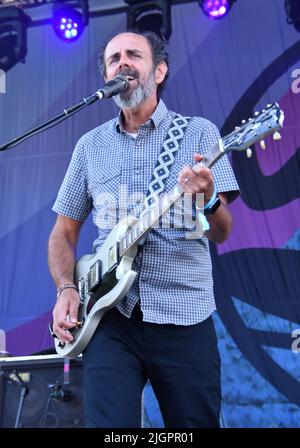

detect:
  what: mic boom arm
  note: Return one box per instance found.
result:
[0,75,129,153]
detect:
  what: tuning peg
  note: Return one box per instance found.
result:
[273,131,281,141]
[241,120,246,124]
[246,148,252,158]
[254,111,259,116]
[260,139,266,150]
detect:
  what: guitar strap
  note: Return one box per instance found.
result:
[135,114,191,248]
[145,113,191,207]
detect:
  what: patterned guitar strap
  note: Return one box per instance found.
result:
[137,113,191,247]
[145,113,191,207]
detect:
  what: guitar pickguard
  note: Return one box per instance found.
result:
[86,268,119,314]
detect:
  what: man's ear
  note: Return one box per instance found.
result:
[155,61,168,85]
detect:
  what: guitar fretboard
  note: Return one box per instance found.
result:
[118,139,225,256]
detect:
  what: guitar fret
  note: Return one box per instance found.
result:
[139,220,145,233]
[131,226,137,241]
[172,185,181,200]
[141,211,149,228]
[130,229,134,244]
[150,206,159,224]
[162,194,170,212]
[120,238,125,254]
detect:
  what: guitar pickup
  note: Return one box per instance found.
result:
[88,260,102,292]
[107,245,119,273]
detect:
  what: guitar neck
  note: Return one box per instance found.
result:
[118,139,225,257]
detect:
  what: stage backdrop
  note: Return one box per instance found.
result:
[0,0,299,428]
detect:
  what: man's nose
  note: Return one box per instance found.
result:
[118,53,131,69]
[118,62,130,72]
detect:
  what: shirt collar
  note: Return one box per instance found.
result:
[116,99,168,133]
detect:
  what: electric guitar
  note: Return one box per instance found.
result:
[51,103,284,358]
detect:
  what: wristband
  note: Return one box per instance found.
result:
[202,188,221,215]
[204,197,221,215]
[195,188,217,211]
[203,188,217,210]
[56,283,78,300]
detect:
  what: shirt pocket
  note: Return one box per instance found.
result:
[88,166,122,202]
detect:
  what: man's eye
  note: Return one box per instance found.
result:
[109,57,118,65]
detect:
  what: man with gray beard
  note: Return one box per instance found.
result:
[112,62,156,110]
[48,30,239,428]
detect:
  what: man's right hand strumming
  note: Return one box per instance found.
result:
[52,288,80,344]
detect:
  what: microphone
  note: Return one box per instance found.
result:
[96,75,129,99]
[49,384,73,402]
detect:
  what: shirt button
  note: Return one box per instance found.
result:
[135,169,140,175]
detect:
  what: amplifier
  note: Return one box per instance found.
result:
[0,354,84,428]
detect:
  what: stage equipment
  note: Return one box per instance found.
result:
[52,0,89,42]
[0,6,30,70]
[0,354,84,428]
[125,0,172,41]
[199,0,236,20]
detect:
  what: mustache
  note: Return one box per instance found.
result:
[118,68,139,81]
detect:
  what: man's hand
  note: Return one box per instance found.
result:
[178,153,214,202]
[52,289,80,344]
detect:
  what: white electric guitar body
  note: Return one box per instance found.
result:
[57,215,139,358]
[51,103,284,358]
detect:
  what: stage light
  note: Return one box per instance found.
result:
[199,0,235,20]
[285,0,300,32]
[0,6,30,71]
[125,0,172,41]
[52,0,89,42]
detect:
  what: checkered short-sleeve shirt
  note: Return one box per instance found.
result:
[53,100,239,325]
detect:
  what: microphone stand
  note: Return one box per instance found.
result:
[3,370,29,428]
[14,377,29,429]
[0,91,101,153]
[0,75,128,152]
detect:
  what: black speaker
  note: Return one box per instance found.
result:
[0,354,84,428]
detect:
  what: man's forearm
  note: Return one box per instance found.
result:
[204,202,232,244]
[48,231,77,288]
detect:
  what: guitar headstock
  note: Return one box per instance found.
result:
[223,103,284,156]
